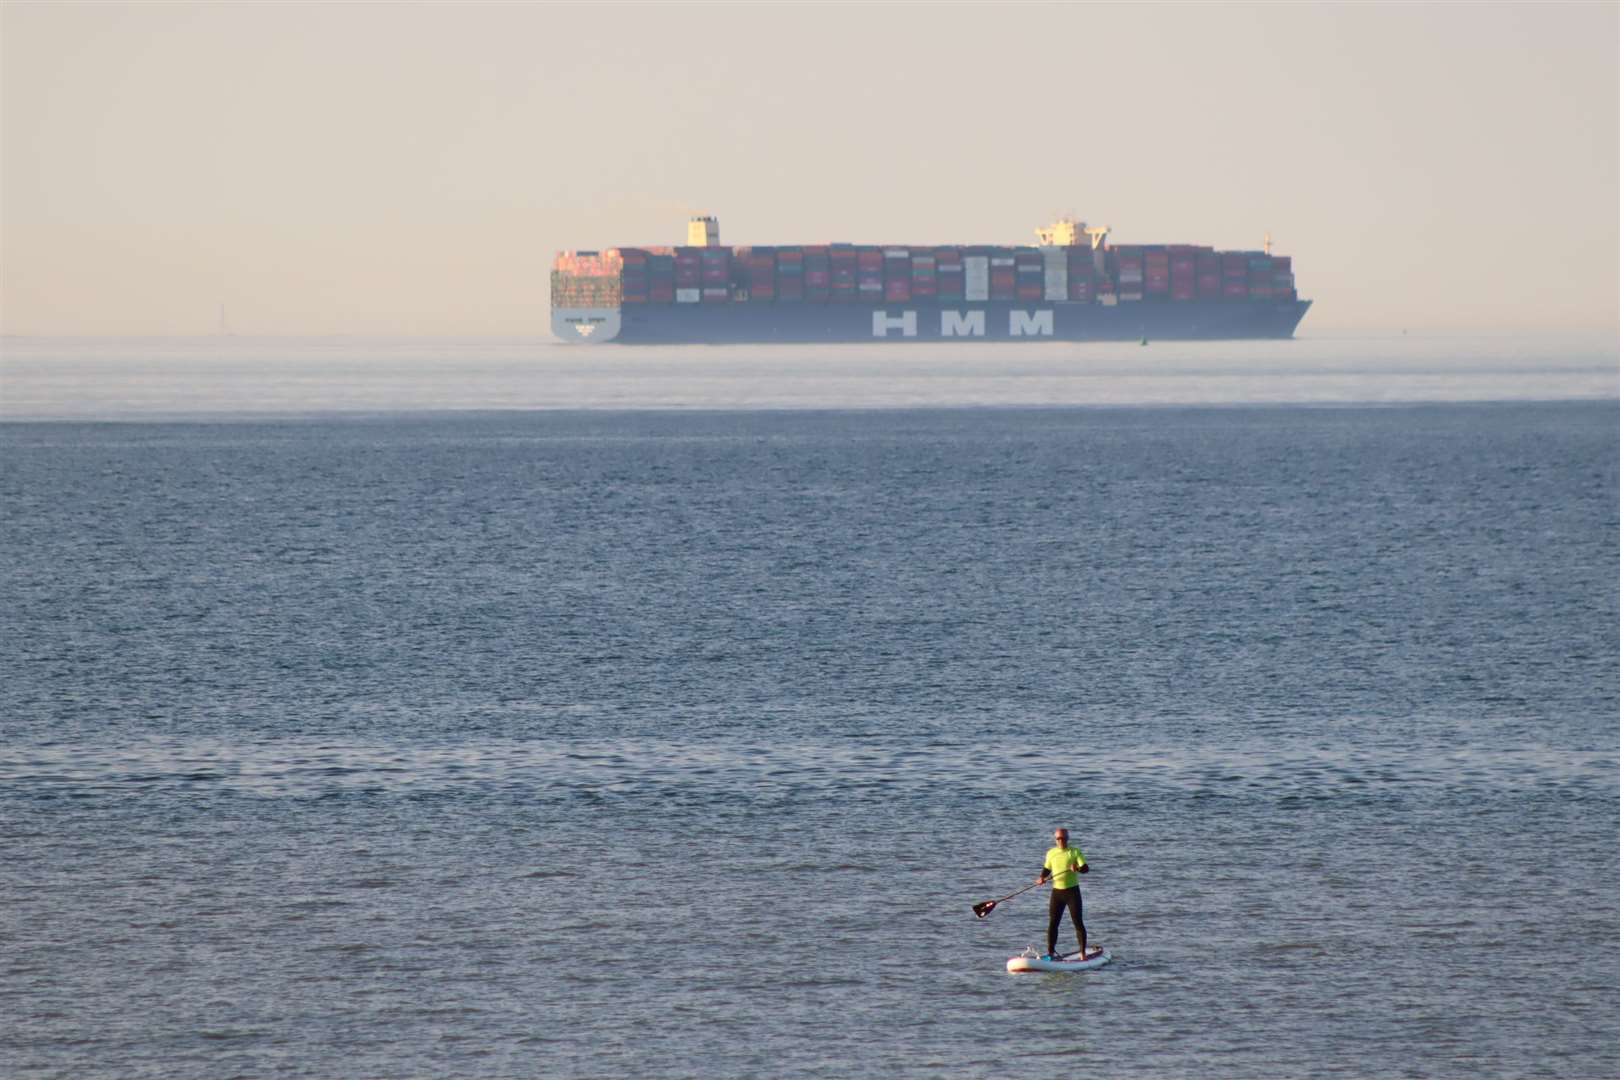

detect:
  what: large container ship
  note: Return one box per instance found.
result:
[551,216,1310,344]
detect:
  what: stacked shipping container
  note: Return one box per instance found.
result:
[674,248,701,303]
[1115,247,1144,302]
[1196,252,1222,299]
[938,249,964,301]
[700,248,729,304]
[989,253,1015,301]
[551,250,623,308]
[911,250,937,299]
[619,249,648,304]
[1271,255,1296,302]
[831,248,857,303]
[1222,253,1249,300]
[857,249,883,303]
[884,249,911,303]
[804,246,829,302]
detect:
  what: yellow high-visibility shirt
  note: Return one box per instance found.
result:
[1044,846,1086,889]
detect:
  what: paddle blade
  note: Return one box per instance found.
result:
[972,900,996,919]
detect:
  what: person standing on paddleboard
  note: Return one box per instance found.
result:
[1037,828,1090,960]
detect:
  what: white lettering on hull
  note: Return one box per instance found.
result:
[1010,310,1054,336]
[872,310,918,338]
[869,310,1055,338]
[941,310,986,337]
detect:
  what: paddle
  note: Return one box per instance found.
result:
[972,879,1043,919]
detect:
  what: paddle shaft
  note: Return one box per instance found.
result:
[995,880,1042,906]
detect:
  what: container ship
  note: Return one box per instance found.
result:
[551,216,1310,344]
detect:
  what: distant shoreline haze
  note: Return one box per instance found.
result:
[0,337,1615,421]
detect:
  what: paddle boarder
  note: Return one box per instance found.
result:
[1036,828,1090,960]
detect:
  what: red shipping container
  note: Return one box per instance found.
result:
[1222,280,1249,298]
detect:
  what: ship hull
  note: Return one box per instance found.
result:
[552,299,1311,345]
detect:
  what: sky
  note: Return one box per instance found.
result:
[2,1,1616,337]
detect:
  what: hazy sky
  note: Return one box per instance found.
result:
[2,1,1616,336]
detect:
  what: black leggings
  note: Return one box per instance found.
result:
[1047,886,1086,954]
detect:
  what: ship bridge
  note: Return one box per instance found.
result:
[1034,217,1110,249]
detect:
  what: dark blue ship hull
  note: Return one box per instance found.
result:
[555,298,1311,345]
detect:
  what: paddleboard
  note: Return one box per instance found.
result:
[1006,946,1111,973]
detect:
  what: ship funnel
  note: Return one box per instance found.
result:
[687,215,720,247]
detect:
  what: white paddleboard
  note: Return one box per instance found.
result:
[1006,946,1112,973]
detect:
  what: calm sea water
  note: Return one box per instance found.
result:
[2,341,1618,1077]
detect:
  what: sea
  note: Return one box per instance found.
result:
[2,336,1617,1078]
